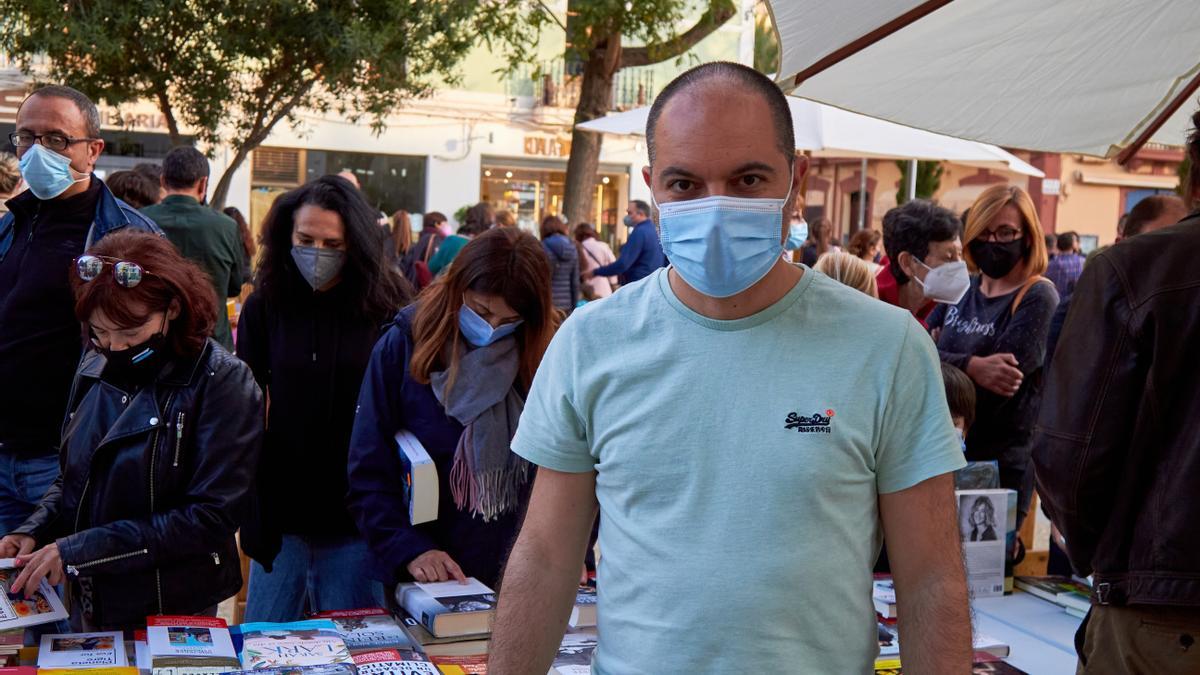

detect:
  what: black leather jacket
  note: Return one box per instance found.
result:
[1033,214,1200,607]
[12,339,263,629]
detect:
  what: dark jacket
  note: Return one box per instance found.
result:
[236,284,391,567]
[0,178,161,457]
[346,307,527,588]
[12,340,264,629]
[1033,215,1200,607]
[542,234,580,311]
[593,219,665,285]
[141,196,244,350]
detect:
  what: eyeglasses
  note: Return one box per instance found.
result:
[979,227,1023,244]
[76,255,154,288]
[9,132,98,152]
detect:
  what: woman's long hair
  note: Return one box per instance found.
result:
[809,217,835,257]
[410,228,556,391]
[963,185,1048,278]
[255,176,411,319]
[392,210,413,258]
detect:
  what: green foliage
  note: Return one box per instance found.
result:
[455,204,471,225]
[0,0,535,205]
[896,160,944,204]
[753,3,780,75]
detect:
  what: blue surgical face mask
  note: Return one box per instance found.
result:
[655,176,792,298]
[458,303,522,348]
[623,214,636,228]
[19,143,87,200]
[785,217,808,251]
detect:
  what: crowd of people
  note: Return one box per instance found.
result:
[0,60,1197,673]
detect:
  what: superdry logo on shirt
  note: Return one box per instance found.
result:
[785,409,835,434]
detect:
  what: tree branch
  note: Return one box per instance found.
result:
[620,1,737,68]
[534,0,567,32]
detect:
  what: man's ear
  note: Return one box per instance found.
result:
[198,177,209,200]
[641,165,652,189]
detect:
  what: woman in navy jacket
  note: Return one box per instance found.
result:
[348,227,558,587]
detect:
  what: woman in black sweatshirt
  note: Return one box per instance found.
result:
[236,176,412,620]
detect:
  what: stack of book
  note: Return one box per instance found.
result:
[145,617,240,675]
[231,619,355,673]
[313,609,423,658]
[1014,576,1093,618]
[396,579,496,660]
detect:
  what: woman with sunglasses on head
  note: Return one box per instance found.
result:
[235,176,412,621]
[347,227,557,589]
[927,185,1058,536]
[0,229,263,632]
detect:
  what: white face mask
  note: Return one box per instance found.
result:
[913,258,970,304]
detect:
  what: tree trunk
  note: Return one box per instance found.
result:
[563,35,620,227]
[209,144,252,211]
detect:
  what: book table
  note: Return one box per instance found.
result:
[973,591,1083,674]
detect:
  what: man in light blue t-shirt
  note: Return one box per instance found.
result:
[489,62,971,674]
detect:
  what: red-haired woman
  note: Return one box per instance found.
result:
[348,227,557,588]
[0,230,263,631]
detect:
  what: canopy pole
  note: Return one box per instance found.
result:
[907,159,918,201]
[857,158,867,231]
[790,0,956,87]
[1116,69,1200,165]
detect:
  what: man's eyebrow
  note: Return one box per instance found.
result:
[730,161,777,175]
[659,166,701,179]
[15,126,69,135]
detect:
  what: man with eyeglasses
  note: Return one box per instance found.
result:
[0,85,160,534]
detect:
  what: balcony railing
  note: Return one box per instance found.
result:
[507,58,656,111]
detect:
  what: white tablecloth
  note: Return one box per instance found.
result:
[973,591,1083,674]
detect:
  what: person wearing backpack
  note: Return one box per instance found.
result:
[402,211,448,291]
[927,185,1058,534]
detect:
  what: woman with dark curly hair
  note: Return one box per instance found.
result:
[236,176,411,621]
[0,229,263,632]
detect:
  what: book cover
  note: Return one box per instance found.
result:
[215,666,355,675]
[146,617,237,665]
[234,621,353,670]
[955,490,1014,598]
[0,560,69,630]
[566,586,596,629]
[428,655,486,675]
[1055,588,1092,613]
[396,580,496,638]
[872,579,897,619]
[351,649,437,675]
[39,633,127,669]
[395,430,438,525]
[0,668,36,675]
[41,669,138,675]
[549,631,596,675]
[310,610,418,654]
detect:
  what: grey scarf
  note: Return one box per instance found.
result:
[431,336,530,522]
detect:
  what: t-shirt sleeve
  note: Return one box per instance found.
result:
[876,316,967,494]
[511,318,595,473]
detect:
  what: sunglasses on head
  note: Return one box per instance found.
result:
[75,255,155,288]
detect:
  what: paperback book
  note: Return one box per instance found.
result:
[233,621,353,670]
[146,616,239,673]
[396,580,496,638]
[395,430,438,525]
[427,655,486,675]
[39,633,128,669]
[40,669,138,675]
[955,490,1017,598]
[548,630,597,675]
[310,610,419,654]
[0,560,69,629]
[566,586,596,629]
[872,579,897,619]
[351,649,437,675]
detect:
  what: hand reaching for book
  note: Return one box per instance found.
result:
[408,550,467,584]
[12,543,63,598]
[0,534,35,558]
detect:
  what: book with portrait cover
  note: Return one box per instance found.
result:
[351,649,436,675]
[955,489,1016,598]
[0,560,68,630]
[395,580,495,639]
[309,610,418,655]
[232,621,353,670]
[39,633,127,669]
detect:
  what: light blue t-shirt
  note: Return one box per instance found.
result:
[512,267,966,674]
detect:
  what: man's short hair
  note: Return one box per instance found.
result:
[161,146,210,190]
[1055,231,1077,251]
[646,61,794,167]
[630,200,651,218]
[882,199,962,284]
[1124,195,1187,238]
[24,85,101,138]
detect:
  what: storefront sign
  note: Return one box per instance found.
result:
[524,135,571,158]
[103,108,171,132]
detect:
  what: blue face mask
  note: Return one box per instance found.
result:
[19,143,87,200]
[785,218,808,251]
[623,214,636,227]
[655,179,791,298]
[458,303,522,348]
